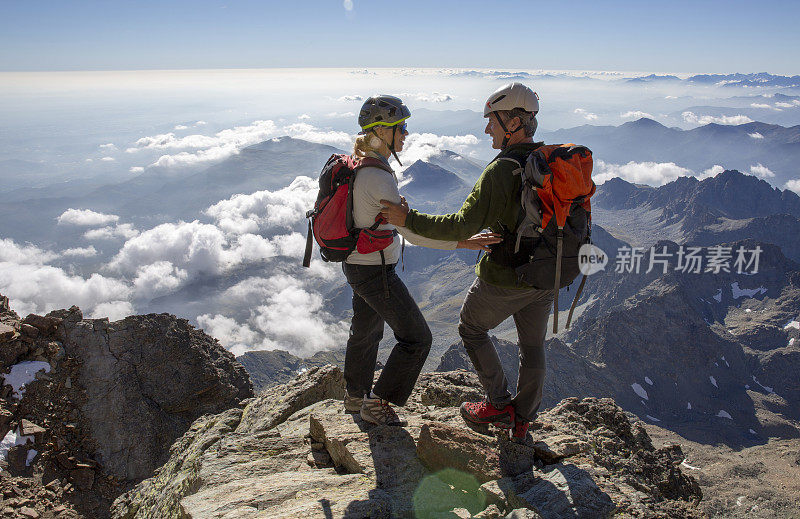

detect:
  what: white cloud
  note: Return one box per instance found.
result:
[594,160,693,186]
[129,120,353,169]
[90,301,134,321]
[401,92,455,103]
[620,111,654,119]
[0,239,58,265]
[195,120,207,126]
[338,95,363,102]
[682,111,753,125]
[298,114,311,120]
[100,157,116,162]
[99,143,117,150]
[108,221,231,276]
[61,246,98,258]
[57,208,119,227]
[785,179,800,195]
[174,124,189,130]
[130,166,145,173]
[750,103,775,109]
[698,165,725,179]
[196,314,260,356]
[198,274,348,357]
[205,176,317,234]
[775,101,800,108]
[573,108,598,121]
[397,133,481,172]
[343,0,354,11]
[150,146,240,168]
[748,132,764,139]
[325,111,355,118]
[130,120,279,152]
[106,220,300,284]
[281,123,353,150]
[83,223,139,241]
[0,262,131,317]
[749,164,775,179]
[132,261,188,300]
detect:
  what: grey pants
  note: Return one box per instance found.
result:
[458,277,554,422]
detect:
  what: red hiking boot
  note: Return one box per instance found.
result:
[460,400,515,429]
[512,419,530,441]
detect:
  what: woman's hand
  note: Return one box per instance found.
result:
[456,232,502,251]
[379,197,410,226]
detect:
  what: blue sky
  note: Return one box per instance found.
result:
[1,0,798,73]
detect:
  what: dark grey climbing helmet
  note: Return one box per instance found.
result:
[358,95,411,133]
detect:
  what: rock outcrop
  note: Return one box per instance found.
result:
[112,367,704,518]
[0,295,253,518]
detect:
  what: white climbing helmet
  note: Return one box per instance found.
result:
[483,82,539,117]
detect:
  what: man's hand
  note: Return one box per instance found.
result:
[380,197,410,227]
[456,232,502,251]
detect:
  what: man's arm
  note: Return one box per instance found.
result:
[365,169,457,250]
[382,165,508,242]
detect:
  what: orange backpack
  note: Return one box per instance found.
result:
[489,144,595,332]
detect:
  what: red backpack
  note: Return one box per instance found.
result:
[302,154,396,267]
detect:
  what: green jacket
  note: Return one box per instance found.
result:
[405,142,543,289]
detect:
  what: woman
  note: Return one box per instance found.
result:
[343,95,499,425]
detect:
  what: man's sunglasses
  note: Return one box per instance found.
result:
[394,122,408,133]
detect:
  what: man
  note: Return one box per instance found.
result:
[380,82,553,440]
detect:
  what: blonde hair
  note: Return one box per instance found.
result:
[353,129,390,158]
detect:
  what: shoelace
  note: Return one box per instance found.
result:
[380,401,398,420]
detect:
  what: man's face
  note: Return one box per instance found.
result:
[485,112,509,149]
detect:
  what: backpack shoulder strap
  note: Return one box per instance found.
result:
[354,156,393,173]
[495,147,530,170]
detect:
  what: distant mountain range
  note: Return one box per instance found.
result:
[593,168,800,261]
[623,72,800,88]
[448,71,800,89]
[541,118,800,186]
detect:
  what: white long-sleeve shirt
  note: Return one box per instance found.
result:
[346,154,456,265]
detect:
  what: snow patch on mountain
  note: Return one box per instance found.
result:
[1,361,51,399]
[631,383,649,400]
[730,282,767,299]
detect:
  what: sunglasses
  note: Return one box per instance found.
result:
[395,122,408,133]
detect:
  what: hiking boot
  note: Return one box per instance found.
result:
[460,400,514,429]
[343,391,363,413]
[360,397,407,426]
[512,419,530,442]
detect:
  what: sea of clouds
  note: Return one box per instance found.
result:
[2,68,800,357]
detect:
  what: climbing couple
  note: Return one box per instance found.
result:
[307,82,590,441]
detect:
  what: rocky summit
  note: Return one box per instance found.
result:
[0,294,253,518]
[112,367,704,519]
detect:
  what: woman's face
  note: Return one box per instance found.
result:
[376,122,408,153]
[392,121,408,152]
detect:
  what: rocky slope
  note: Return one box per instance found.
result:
[112,366,704,519]
[0,294,253,518]
[552,239,800,443]
[236,348,347,392]
[644,422,800,519]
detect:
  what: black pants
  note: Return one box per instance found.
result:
[342,262,432,406]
